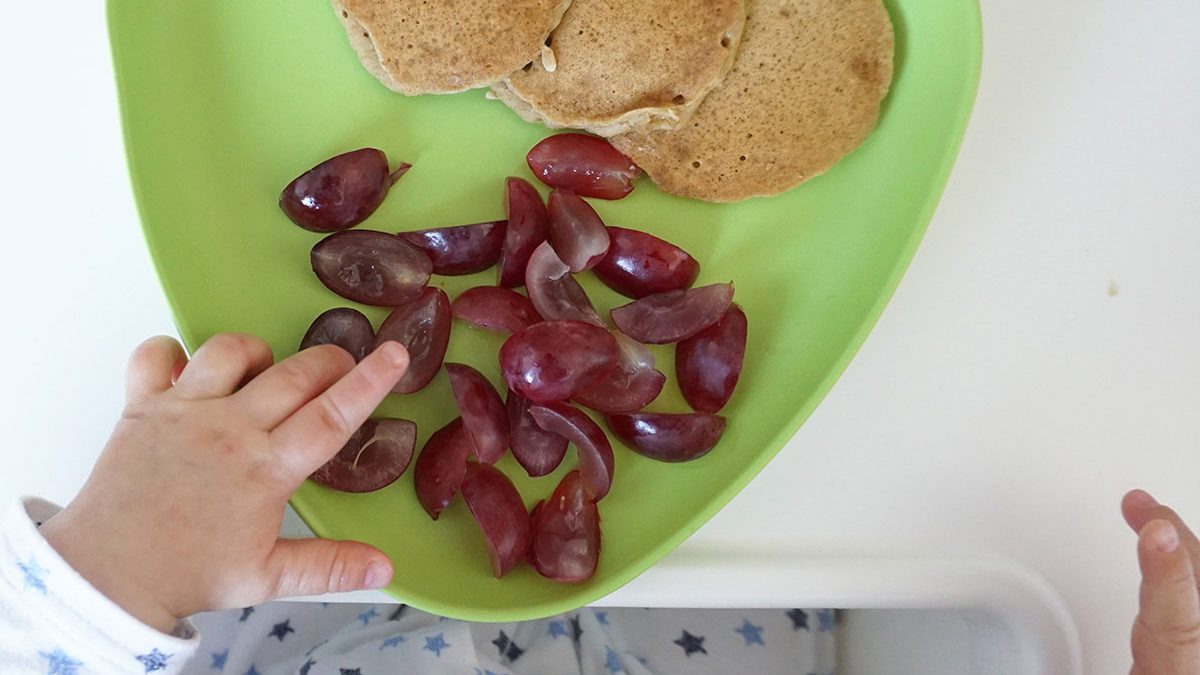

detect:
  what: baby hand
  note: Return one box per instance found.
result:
[39,333,410,634]
[1122,489,1200,674]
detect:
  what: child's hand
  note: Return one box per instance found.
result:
[1122,489,1200,674]
[39,333,410,634]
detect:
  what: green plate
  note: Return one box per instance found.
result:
[108,0,980,621]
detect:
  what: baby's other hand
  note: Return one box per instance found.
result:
[39,333,410,634]
[1122,489,1200,674]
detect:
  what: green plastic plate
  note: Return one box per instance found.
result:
[108,0,980,621]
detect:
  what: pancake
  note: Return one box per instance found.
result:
[491,0,746,137]
[333,0,573,95]
[609,0,894,202]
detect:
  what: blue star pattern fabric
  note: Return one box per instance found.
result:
[786,608,809,631]
[177,603,835,675]
[735,618,766,646]
[380,635,405,649]
[357,607,379,626]
[673,630,707,656]
[423,632,450,657]
[19,557,48,594]
[268,619,295,642]
[39,648,82,675]
[603,646,624,673]
[209,649,228,671]
[492,630,525,662]
[547,620,569,640]
[136,648,173,672]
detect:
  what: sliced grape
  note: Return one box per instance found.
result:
[676,304,747,413]
[498,177,549,287]
[451,286,542,334]
[574,332,666,414]
[309,419,416,493]
[299,307,375,362]
[507,390,568,477]
[525,242,604,327]
[446,363,510,464]
[607,412,726,463]
[593,227,701,299]
[500,320,619,403]
[413,418,471,520]
[311,230,432,306]
[529,402,615,501]
[461,463,532,578]
[280,148,410,232]
[547,189,611,272]
[373,287,451,394]
[526,134,640,200]
[529,470,600,583]
[610,283,734,344]
[398,220,506,276]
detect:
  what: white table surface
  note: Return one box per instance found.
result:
[1,1,1196,672]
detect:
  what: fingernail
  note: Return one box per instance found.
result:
[364,561,391,589]
[1155,523,1180,553]
[1128,489,1159,508]
[379,342,408,369]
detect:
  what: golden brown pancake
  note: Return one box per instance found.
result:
[609,0,894,202]
[333,0,573,95]
[491,0,746,137]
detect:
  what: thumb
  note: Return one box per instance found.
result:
[265,538,393,599]
[1131,519,1200,675]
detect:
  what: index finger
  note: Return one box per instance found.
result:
[1123,490,1200,586]
[1132,519,1200,674]
[270,342,409,483]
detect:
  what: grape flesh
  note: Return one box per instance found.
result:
[507,390,569,477]
[398,220,505,276]
[610,283,734,344]
[607,412,726,463]
[309,419,417,493]
[299,307,375,362]
[499,320,619,403]
[593,227,700,299]
[373,287,451,394]
[676,304,747,413]
[280,148,410,232]
[529,401,615,501]
[446,363,510,464]
[498,177,549,287]
[526,134,640,200]
[311,230,432,306]
[529,470,600,583]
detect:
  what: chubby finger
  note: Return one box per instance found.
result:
[173,333,274,400]
[266,537,393,598]
[234,344,357,429]
[270,342,409,481]
[1131,519,1200,674]
[1124,490,1200,578]
[125,336,187,404]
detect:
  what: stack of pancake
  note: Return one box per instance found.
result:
[334,0,894,203]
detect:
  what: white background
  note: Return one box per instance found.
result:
[0,1,1197,672]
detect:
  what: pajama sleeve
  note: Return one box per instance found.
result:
[0,498,200,674]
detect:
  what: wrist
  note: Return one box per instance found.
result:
[39,510,180,635]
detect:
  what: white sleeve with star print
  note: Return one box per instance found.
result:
[0,497,200,675]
